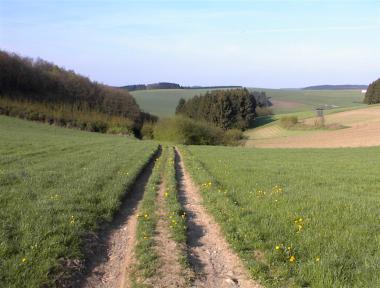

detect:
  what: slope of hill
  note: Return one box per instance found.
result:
[121,83,242,92]
[0,51,155,135]
[132,87,365,117]
[0,115,158,287]
[245,105,380,148]
[181,144,380,287]
[121,82,182,91]
[303,84,368,90]
[131,88,235,117]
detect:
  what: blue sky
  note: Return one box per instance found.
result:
[1,0,379,88]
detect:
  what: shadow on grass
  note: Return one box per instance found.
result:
[250,115,276,128]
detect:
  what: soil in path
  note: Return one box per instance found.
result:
[145,181,193,287]
[78,149,160,288]
[174,148,262,288]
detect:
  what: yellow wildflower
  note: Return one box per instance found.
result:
[289,256,296,262]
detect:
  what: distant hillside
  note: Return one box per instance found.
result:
[303,84,368,90]
[0,50,157,136]
[121,82,182,91]
[121,83,242,91]
[184,85,242,89]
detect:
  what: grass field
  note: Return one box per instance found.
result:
[0,116,157,287]
[255,88,365,114]
[131,88,365,117]
[131,88,230,117]
[180,145,380,287]
[3,109,380,287]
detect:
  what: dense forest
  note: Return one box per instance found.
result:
[175,88,259,130]
[363,79,380,104]
[0,50,156,135]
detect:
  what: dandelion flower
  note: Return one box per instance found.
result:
[289,256,296,262]
[275,245,280,250]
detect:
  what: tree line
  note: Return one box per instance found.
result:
[175,88,270,130]
[122,82,182,91]
[363,79,380,104]
[0,50,157,135]
[122,83,243,92]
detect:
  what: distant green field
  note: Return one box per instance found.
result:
[180,145,380,287]
[131,88,230,117]
[255,88,365,114]
[0,116,157,287]
[131,88,365,117]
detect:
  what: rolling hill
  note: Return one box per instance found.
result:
[303,84,368,90]
[131,87,365,117]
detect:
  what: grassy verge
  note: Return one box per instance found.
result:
[132,146,167,287]
[0,116,158,287]
[162,147,190,270]
[179,145,380,287]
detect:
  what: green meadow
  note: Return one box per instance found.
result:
[2,114,379,288]
[255,88,365,114]
[180,145,380,287]
[0,116,157,287]
[131,88,229,117]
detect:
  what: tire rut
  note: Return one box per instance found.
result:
[174,147,262,288]
[77,147,161,288]
[145,180,192,287]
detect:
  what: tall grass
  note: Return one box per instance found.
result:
[162,147,191,275]
[133,146,166,286]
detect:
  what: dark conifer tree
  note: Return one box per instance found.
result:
[364,79,380,104]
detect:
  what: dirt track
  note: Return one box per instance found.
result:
[73,146,261,288]
[175,148,261,288]
[146,180,192,287]
[79,151,158,288]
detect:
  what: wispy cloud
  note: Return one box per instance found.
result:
[1,0,379,87]
[246,25,380,33]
